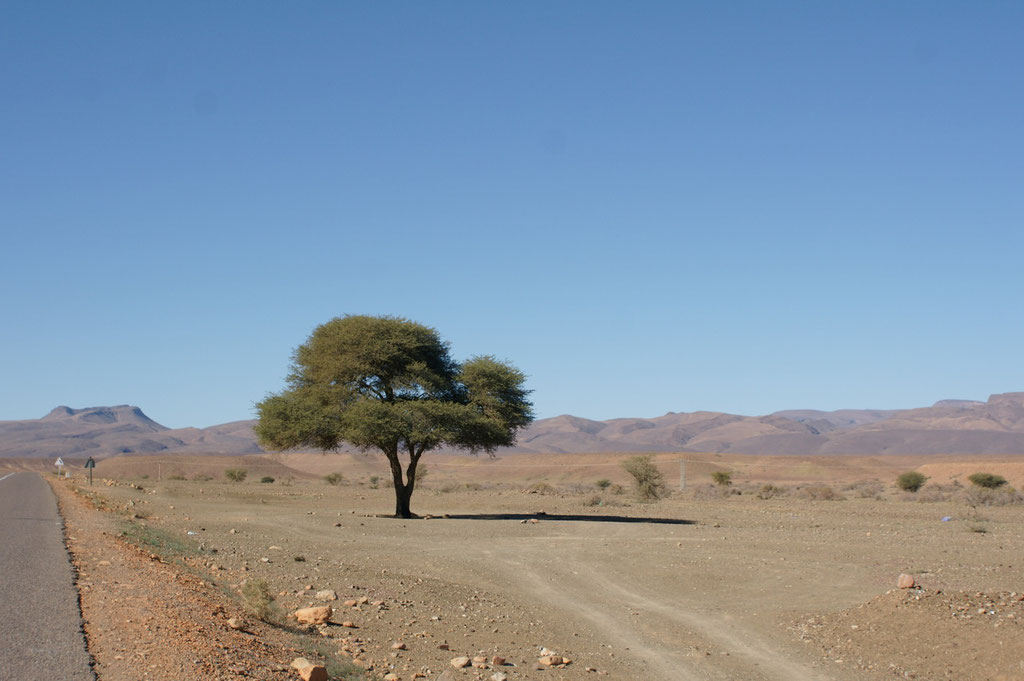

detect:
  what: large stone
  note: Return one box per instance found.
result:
[539,655,564,666]
[294,606,332,625]
[897,573,916,589]
[316,590,338,601]
[451,656,471,668]
[298,665,328,681]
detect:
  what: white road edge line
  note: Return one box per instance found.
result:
[0,472,16,484]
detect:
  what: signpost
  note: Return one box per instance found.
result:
[84,456,96,485]
[55,457,65,478]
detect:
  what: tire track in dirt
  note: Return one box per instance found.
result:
[486,544,835,681]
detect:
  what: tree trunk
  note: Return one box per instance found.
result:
[385,448,420,519]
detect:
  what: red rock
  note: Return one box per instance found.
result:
[298,664,328,681]
[897,574,915,589]
[539,655,563,666]
[294,606,332,625]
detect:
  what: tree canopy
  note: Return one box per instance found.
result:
[255,315,533,517]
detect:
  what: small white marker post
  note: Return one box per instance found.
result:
[679,459,686,490]
[55,456,65,478]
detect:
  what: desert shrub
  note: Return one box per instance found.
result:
[584,494,604,507]
[323,472,344,486]
[595,479,612,490]
[622,455,667,501]
[438,481,461,493]
[710,471,733,487]
[167,474,186,481]
[368,475,380,489]
[463,482,484,491]
[914,487,951,503]
[896,471,928,492]
[192,473,213,482]
[140,474,149,480]
[756,483,781,500]
[527,482,556,495]
[798,485,843,501]
[968,473,1008,489]
[260,476,275,484]
[415,464,428,482]
[280,476,294,486]
[240,579,279,623]
[965,486,1023,507]
[224,468,248,482]
[854,480,885,498]
[692,483,736,500]
[610,483,625,495]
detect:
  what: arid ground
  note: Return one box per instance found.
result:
[22,452,1024,681]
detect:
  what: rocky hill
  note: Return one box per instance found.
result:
[3,394,1024,458]
[0,406,262,459]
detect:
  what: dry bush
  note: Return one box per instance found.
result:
[584,494,604,507]
[798,485,844,501]
[240,579,280,623]
[913,487,952,503]
[527,482,556,495]
[192,473,213,482]
[622,455,668,501]
[323,472,344,486]
[595,479,612,490]
[756,483,785,500]
[167,474,187,481]
[692,483,740,500]
[965,486,1023,507]
[224,468,247,483]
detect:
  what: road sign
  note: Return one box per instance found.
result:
[55,457,64,467]
[85,457,95,485]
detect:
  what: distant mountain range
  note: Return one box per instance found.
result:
[3,393,1024,459]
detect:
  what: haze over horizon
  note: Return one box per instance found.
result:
[4,4,1023,429]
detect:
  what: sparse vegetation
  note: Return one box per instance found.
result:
[896,471,928,492]
[260,476,275,483]
[167,474,187,481]
[240,579,279,623]
[584,494,604,507]
[224,468,248,482]
[595,479,612,490]
[968,472,1008,489]
[323,472,344,486]
[527,482,556,495]
[757,483,781,499]
[965,485,1023,507]
[710,471,733,487]
[192,473,214,482]
[798,485,843,501]
[368,475,380,489]
[622,455,667,501]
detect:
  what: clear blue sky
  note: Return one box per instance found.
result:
[3,2,1023,428]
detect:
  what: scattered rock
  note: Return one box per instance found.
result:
[898,574,916,589]
[491,673,508,681]
[294,606,332,625]
[341,621,357,628]
[451,656,471,668]
[491,655,506,666]
[290,658,312,670]
[316,590,338,601]
[226,617,245,630]
[391,641,407,650]
[539,655,564,666]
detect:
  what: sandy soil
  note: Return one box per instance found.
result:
[52,454,1024,681]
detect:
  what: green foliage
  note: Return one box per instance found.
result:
[254,315,534,517]
[323,472,344,485]
[622,455,667,501]
[224,468,248,482]
[896,471,928,492]
[260,476,275,483]
[968,472,1008,489]
[240,579,279,623]
[595,478,612,490]
[710,471,733,486]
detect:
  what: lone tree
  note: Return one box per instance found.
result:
[255,315,533,518]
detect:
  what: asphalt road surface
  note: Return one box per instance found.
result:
[0,472,94,680]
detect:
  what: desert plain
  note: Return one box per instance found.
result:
[9,451,1024,681]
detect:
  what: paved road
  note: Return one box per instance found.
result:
[0,472,94,680]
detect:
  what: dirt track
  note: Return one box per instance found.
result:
[58,462,1024,681]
